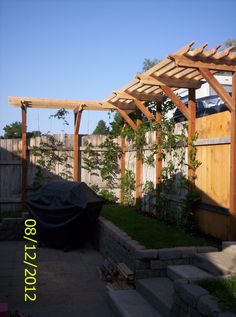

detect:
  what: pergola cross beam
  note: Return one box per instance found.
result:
[169,54,236,71]
[136,74,202,89]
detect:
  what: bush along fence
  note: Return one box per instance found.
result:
[0,110,233,239]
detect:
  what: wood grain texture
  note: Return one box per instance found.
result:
[74,111,82,181]
[196,111,230,139]
[196,209,230,240]
[196,144,230,208]
[21,106,27,210]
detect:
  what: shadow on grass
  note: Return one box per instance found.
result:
[199,276,236,313]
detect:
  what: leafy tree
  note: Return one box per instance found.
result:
[27,131,42,138]
[2,121,41,139]
[142,58,160,72]
[92,120,108,135]
[224,39,236,52]
[109,113,124,136]
[3,121,22,138]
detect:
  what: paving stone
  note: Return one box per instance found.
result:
[197,294,221,317]
[136,277,174,316]
[151,258,189,270]
[175,246,197,258]
[222,241,236,254]
[108,289,161,317]
[167,264,213,281]
[134,259,150,269]
[135,269,165,279]
[174,281,209,307]
[135,249,158,260]
[172,293,189,315]
[196,246,219,253]
[151,259,168,269]
[159,248,182,260]
[194,252,236,275]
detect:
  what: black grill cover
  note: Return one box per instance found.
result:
[27,181,103,247]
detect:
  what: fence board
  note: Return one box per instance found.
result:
[196,111,230,139]
[0,113,233,239]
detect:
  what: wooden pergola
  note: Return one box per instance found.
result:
[9,42,236,237]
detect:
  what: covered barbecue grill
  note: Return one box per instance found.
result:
[27,181,103,248]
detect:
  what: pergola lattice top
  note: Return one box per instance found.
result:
[102,42,236,114]
[9,41,236,114]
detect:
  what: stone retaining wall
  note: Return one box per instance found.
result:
[96,217,218,279]
[172,278,236,317]
[0,213,27,240]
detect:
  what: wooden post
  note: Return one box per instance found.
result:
[21,103,27,210]
[188,88,196,190]
[156,111,162,190]
[229,72,236,239]
[136,111,142,201]
[120,126,126,204]
[74,110,82,182]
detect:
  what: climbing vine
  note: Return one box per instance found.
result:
[82,140,100,176]
[82,96,202,230]
[120,169,136,206]
[32,134,73,188]
[82,135,121,203]
[99,135,121,187]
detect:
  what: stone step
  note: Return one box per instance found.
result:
[167,264,213,281]
[136,277,173,317]
[193,252,236,276]
[108,289,162,317]
[222,241,236,254]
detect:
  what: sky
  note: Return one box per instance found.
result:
[0,0,235,136]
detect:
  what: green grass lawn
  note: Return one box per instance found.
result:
[198,276,236,313]
[101,204,219,249]
[0,210,22,221]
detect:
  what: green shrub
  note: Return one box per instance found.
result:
[98,190,118,204]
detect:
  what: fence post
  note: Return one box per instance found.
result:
[21,103,27,211]
[156,111,162,190]
[188,88,196,191]
[120,126,126,204]
[229,72,236,239]
[136,111,142,201]
[74,110,82,182]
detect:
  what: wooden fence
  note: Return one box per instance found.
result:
[0,111,232,239]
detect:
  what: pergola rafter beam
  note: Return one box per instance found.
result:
[159,85,190,119]
[199,68,235,112]
[133,99,155,121]
[116,108,137,131]
[113,91,156,121]
[104,100,137,131]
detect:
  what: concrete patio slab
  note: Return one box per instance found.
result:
[0,241,112,317]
